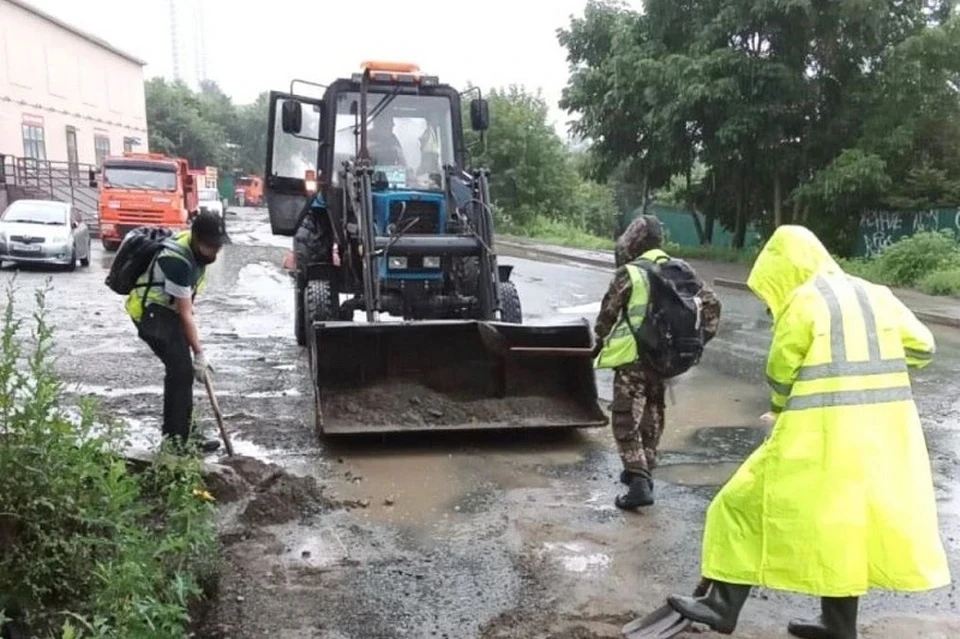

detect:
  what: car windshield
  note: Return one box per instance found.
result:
[103,166,177,190]
[199,189,219,201]
[2,202,67,225]
[331,91,456,191]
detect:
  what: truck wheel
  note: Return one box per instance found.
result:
[498,281,522,323]
[102,239,120,252]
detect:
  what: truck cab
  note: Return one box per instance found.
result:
[91,152,198,251]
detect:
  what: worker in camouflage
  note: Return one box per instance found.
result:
[593,214,721,509]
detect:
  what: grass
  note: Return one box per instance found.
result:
[0,279,218,638]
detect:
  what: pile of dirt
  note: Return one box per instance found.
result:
[220,455,283,486]
[322,379,599,430]
[239,471,336,526]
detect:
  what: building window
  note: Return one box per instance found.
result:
[94,135,111,168]
[123,137,137,153]
[22,125,47,160]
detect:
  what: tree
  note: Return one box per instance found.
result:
[145,78,229,169]
[466,85,580,227]
[145,79,270,176]
[558,0,960,253]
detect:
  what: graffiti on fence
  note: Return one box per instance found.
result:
[856,208,960,257]
[860,211,903,257]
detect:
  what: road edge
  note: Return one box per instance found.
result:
[496,239,960,330]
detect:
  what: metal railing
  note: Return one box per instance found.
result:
[1,154,101,237]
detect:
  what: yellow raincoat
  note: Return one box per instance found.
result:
[700,225,950,597]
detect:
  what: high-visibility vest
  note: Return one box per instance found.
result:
[594,248,670,369]
[125,230,207,323]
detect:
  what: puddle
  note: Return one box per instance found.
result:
[557,301,601,315]
[71,383,164,397]
[541,541,611,573]
[248,388,302,398]
[691,425,768,458]
[329,451,464,527]
[656,462,742,487]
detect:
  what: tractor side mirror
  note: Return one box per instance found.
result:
[281,100,303,134]
[185,175,195,188]
[470,98,489,132]
[88,168,97,188]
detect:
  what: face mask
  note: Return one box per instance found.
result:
[191,240,217,265]
[196,252,217,266]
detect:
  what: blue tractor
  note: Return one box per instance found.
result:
[263,62,605,437]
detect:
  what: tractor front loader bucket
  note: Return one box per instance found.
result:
[309,318,607,435]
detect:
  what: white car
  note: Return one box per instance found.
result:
[198,188,225,218]
[0,199,92,271]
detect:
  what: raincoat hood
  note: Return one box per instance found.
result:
[746,225,841,319]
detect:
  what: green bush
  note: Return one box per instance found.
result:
[836,230,960,296]
[0,281,218,638]
[871,229,960,286]
[918,267,960,296]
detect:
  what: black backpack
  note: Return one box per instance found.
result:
[627,254,705,379]
[104,226,175,295]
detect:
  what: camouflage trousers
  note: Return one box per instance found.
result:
[610,364,666,475]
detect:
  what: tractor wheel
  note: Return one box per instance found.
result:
[304,279,338,322]
[294,282,306,346]
[498,281,522,323]
[303,279,338,381]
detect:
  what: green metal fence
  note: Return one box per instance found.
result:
[623,203,762,248]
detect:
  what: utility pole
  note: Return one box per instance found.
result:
[169,0,182,82]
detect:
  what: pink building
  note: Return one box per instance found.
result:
[0,0,148,168]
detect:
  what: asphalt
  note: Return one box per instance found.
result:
[3,209,959,638]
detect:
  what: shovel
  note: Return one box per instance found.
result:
[203,375,235,456]
[621,579,711,639]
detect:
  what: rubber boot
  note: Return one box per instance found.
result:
[667,581,752,635]
[787,597,859,639]
[615,471,654,509]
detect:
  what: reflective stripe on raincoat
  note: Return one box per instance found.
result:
[700,225,950,597]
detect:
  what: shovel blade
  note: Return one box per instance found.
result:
[621,602,691,639]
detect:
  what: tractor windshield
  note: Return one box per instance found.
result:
[331,91,455,191]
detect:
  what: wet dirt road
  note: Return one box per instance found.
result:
[5,207,960,638]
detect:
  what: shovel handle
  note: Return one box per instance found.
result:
[204,375,235,456]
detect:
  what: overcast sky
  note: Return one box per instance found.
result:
[26,0,643,137]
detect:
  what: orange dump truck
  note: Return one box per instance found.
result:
[91,153,200,251]
[233,175,263,207]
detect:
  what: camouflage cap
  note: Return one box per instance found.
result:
[615,214,664,266]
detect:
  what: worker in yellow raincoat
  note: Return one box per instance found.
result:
[665,225,950,638]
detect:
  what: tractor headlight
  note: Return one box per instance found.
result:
[423,256,441,269]
[388,256,408,270]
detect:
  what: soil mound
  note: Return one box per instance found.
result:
[239,471,334,526]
